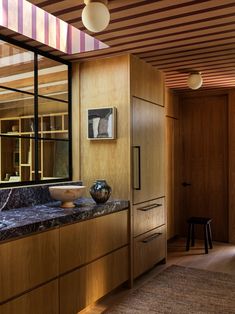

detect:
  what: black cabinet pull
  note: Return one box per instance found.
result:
[141,232,162,243]
[137,203,162,211]
[182,182,191,187]
[133,146,141,190]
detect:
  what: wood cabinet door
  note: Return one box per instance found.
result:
[132,97,165,204]
[60,247,128,314]
[179,94,228,242]
[0,229,59,303]
[134,225,166,278]
[133,198,165,237]
[0,280,59,314]
[60,210,128,274]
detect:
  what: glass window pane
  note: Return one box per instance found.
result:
[0,39,70,185]
[38,96,68,139]
[39,139,69,180]
[38,55,68,102]
[0,88,35,136]
[0,41,34,92]
[0,136,35,183]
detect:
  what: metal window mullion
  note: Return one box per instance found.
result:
[34,52,39,182]
[0,84,68,103]
[68,63,72,180]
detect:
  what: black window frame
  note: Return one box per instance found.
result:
[0,33,72,188]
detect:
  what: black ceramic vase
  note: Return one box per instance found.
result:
[89,180,112,204]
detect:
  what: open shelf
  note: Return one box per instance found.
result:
[0,112,68,183]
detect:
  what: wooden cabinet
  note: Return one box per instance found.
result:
[60,246,128,314]
[132,97,165,204]
[77,54,166,282]
[0,280,59,314]
[60,210,128,274]
[134,225,166,278]
[133,198,165,237]
[0,209,129,313]
[132,96,166,279]
[131,55,164,107]
[0,229,59,303]
[59,210,129,313]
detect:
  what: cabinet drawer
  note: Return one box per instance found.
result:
[0,280,59,314]
[0,229,59,303]
[134,198,165,236]
[60,210,128,273]
[134,225,166,278]
[60,246,128,314]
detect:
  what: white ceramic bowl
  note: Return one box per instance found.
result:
[49,185,86,208]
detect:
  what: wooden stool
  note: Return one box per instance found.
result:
[186,217,213,254]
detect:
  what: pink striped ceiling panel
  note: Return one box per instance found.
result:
[0,0,108,54]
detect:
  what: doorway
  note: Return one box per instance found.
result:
[179,94,228,242]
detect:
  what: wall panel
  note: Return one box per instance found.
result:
[228,90,235,243]
[130,55,164,106]
[79,55,131,199]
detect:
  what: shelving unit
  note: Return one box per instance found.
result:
[0,112,68,183]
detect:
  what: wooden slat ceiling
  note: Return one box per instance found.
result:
[2,0,235,90]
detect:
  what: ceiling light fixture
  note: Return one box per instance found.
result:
[82,0,110,33]
[187,72,203,90]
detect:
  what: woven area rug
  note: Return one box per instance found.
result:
[106,265,235,314]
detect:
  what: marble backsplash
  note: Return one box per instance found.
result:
[0,181,82,211]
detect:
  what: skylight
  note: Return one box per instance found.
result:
[0,0,109,54]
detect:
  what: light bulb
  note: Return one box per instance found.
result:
[82,2,110,33]
[187,72,203,90]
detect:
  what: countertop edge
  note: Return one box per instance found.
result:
[0,199,129,243]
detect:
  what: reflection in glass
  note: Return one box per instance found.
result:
[0,136,35,182]
[0,40,34,92]
[38,96,68,139]
[0,87,35,136]
[40,139,69,180]
[38,55,68,101]
[0,39,70,185]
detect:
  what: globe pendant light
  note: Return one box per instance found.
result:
[187,72,203,90]
[82,0,110,33]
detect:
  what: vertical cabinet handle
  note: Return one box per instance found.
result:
[133,146,141,190]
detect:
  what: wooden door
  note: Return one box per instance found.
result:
[179,94,228,242]
[132,97,165,204]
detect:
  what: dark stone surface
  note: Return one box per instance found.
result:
[0,198,129,242]
[0,181,82,211]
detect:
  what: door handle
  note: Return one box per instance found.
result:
[182,182,192,187]
[133,146,141,190]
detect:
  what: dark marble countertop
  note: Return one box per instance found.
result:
[0,198,129,242]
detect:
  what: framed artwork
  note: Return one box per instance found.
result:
[87,107,117,140]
